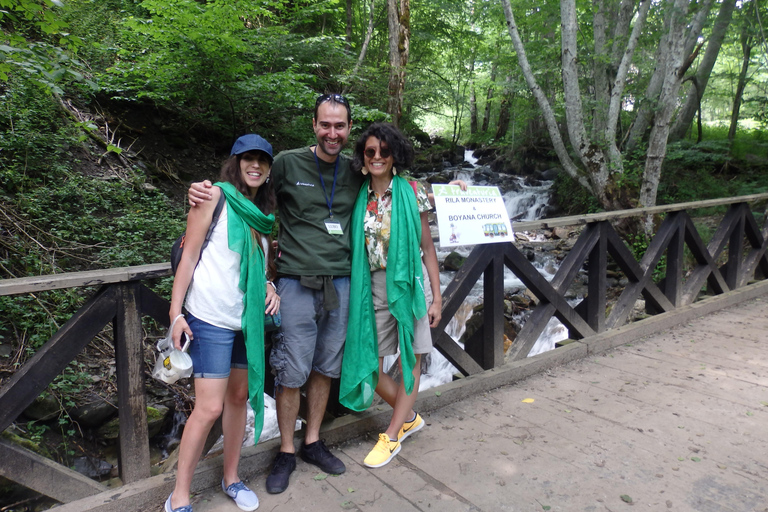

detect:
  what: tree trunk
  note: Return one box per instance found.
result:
[669,0,737,142]
[469,60,477,135]
[345,0,353,53]
[728,12,754,146]
[345,0,376,95]
[501,0,588,191]
[625,0,713,153]
[494,76,512,140]
[387,0,410,127]
[592,0,610,140]
[639,0,690,229]
[502,0,650,210]
[481,61,497,132]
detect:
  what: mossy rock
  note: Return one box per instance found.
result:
[1,429,52,459]
[98,405,170,442]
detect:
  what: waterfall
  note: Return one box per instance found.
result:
[425,148,568,380]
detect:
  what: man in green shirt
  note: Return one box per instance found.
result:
[189,94,362,494]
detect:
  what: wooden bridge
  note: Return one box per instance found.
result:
[1,193,767,510]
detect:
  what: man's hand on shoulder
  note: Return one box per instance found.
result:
[189,180,213,207]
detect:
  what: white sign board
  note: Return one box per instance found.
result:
[432,184,514,247]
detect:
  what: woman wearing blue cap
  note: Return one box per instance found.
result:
[166,134,279,512]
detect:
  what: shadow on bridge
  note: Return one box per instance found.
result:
[1,193,767,510]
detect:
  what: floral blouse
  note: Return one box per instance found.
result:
[364,179,431,271]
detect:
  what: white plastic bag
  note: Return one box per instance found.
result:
[152,315,193,384]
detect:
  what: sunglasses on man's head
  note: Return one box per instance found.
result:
[364,147,392,159]
[316,93,349,107]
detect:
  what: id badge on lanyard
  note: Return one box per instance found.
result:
[324,217,343,235]
[315,148,343,236]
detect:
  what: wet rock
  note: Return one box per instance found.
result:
[425,171,457,185]
[443,251,467,271]
[543,262,558,275]
[564,283,588,299]
[22,394,60,421]
[147,405,170,439]
[73,457,113,479]
[523,289,539,305]
[551,227,571,240]
[536,168,561,181]
[1,429,51,458]
[97,405,170,442]
[68,393,117,428]
[509,294,533,310]
[459,305,518,347]
[97,418,120,442]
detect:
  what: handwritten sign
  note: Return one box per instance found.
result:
[432,184,514,247]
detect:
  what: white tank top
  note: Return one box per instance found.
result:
[185,203,245,330]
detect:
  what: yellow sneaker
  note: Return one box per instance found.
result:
[363,433,401,468]
[397,413,424,442]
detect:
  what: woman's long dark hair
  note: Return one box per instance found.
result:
[219,153,278,280]
[351,122,414,174]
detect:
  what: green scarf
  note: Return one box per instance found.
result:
[339,175,427,411]
[216,181,275,442]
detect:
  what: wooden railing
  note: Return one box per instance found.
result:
[0,265,172,502]
[1,193,767,503]
[431,193,768,375]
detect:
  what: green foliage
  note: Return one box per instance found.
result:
[0,289,87,351]
[658,131,768,204]
[1,76,187,272]
[0,0,91,92]
[92,0,361,145]
[0,76,78,190]
[551,172,601,215]
[626,232,666,282]
[0,75,185,387]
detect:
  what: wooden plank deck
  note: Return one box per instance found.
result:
[189,298,768,512]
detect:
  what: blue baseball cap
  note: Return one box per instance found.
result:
[230,134,274,163]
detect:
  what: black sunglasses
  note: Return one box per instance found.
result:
[364,147,392,159]
[316,93,349,107]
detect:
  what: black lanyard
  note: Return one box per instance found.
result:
[313,147,339,218]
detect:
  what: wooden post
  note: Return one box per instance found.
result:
[114,283,150,483]
[663,215,685,307]
[725,204,746,290]
[482,243,505,368]
[585,222,608,332]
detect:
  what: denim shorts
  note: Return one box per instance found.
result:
[270,277,350,388]
[186,313,248,379]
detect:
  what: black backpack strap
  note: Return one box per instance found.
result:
[200,192,227,253]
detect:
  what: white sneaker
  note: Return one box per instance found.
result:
[222,480,259,511]
[165,492,193,512]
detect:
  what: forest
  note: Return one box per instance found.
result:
[1,0,767,275]
[0,0,767,507]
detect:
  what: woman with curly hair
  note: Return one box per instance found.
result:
[340,122,442,468]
